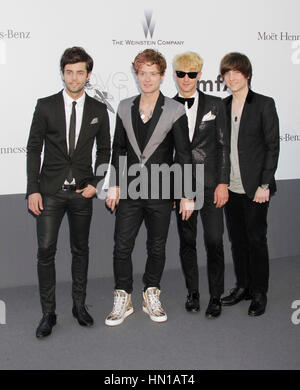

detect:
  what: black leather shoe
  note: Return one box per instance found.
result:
[205,297,221,319]
[185,291,200,312]
[72,304,94,327]
[36,313,57,338]
[248,293,267,317]
[221,287,251,306]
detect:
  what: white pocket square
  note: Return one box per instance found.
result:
[90,117,98,124]
[202,111,216,122]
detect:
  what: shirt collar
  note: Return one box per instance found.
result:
[178,90,198,110]
[178,91,198,99]
[63,89,86,107]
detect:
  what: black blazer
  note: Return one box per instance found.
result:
[111,92,192,199]
[223,89,280,199]
[174,89,230,189]
[27,91,111,196]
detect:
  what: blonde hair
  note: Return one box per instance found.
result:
[173,51,203,72]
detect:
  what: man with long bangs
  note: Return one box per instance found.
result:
[105,49,194,326]
[220,52,279,316]
[173,51,230,319]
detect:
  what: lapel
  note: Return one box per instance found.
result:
[131,94,141,146]
[173,90,205,148]
[192,90,206,148]
[224,94,232,140]
[239,89,254,135]
[56,90,68,156]
[121,92,180,165]
[223,89,254,143]
[74,93,93,153]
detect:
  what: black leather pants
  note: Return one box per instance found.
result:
[113,199,173,293]
[36,190,92,313]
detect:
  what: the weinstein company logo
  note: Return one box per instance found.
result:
[143,10,155,39]
[112,10,184,47]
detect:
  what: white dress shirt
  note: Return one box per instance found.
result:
[63,89,85,184]
[179,91,198,142]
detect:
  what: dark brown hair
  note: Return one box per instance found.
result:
[220,52,252,86]
[60,47,93,73]
[132,49,166,75]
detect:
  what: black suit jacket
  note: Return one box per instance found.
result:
[27,90,111,196]
[111,92,192,199]
[223,89,280,199]
[174,90,230,189]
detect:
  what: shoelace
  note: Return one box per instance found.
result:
[111,292,127,315]
[147,290,163,313]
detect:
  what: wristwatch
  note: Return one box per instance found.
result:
[261,184,269,190]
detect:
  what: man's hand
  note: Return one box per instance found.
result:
[106,186,120,211]
[179,198,194,221]
[28,193,43,216]
[214,184,229,208]
[76,184,97,198]
[253,186,270,203]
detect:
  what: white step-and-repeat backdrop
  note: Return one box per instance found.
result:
[0,0,299,195]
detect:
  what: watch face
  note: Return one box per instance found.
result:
[261,184,269,190]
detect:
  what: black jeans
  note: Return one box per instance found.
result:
[176,188,225,297]
[36,190,92,313]
[225,190,269,294]
[113,199,173,293]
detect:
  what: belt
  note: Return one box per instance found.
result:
[61,184,77,191]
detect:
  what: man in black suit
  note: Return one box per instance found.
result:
[173,52,230,318]
[105,49,194,326]
[220,52,280,316]
[27,47,111,337]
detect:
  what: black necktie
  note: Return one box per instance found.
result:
[177,96,195,109]
[67,101,76,183]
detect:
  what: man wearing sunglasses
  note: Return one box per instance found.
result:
[173,52,230,318]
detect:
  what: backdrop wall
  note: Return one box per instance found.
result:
[0,0,299,288]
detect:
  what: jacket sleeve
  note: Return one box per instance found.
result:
[110,113,127,187]
[260,97,280,185]
[26,99,46,196]
[89,106,111,188]
[215,99,230,185]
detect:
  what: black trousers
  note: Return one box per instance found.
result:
[113,199,173,294]
[225,190,269,294]
[36,190,92,313]
[176,189,225,297]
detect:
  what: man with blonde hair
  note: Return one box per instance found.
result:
[173,51,230,318]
